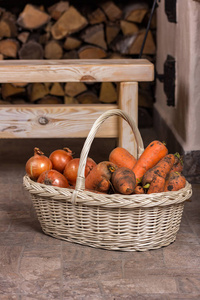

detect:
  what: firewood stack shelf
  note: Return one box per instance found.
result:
[0,59,153,156]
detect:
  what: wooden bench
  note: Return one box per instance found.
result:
[0,59,154,156]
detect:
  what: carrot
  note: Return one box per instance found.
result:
[142,154,175,194]
[111,167,136,195]
[171,152,183,172]
[132,140,168,183]
[109,147,137,170]
[147,176,166,194]
[85,161,117,193]
[164,171,186,192]
[134,185,145,194]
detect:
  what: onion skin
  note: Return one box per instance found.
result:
[63,157,96,186]
[25,147,52,181]
[37,169,69,188]
[49,147,73,173]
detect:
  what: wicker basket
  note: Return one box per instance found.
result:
[23,109,192,251]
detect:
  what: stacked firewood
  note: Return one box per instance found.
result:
[0,0,156,122]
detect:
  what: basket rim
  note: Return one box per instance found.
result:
[23,174,192,209]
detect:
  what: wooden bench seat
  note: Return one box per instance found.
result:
[0,59,154,156]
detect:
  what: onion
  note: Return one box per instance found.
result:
[63,157,96,186]
[49,147,73,173]
[37,169,69,188]
[25,147,52,181]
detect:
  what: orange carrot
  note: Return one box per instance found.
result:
[85,161,117,193]
[142,154,175,185]
[164,171,186,192]
[109,147,137,170]
[171,152,183,173]
[111,167,136,195]
[134,185,145,194]
[142,154,175,194]
[147,176,165,194]
[132,140,168,183]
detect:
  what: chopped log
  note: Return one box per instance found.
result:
[144,11,157,29]
[28,83,49,102]
[50,82,64,96]
[1,83,25,99]
[0,100,10,105]
[44,40,63,59]
[63,37,82,50]
[17,4,50,30]
[0,39,19,58]
[99,82,117,103]
[0,19,17,38]
[37,95,63,104]
[63,50,78,59]
[18,40,44,59]
[128,30,156,55]
[17,31,29,43]
[106,23,120,45]
[111,34,136,54]
[81,24,107,50]
[39,32,51,45]
[11,82,28,88]
[64,95,79,104]
[124,3,148,23]
[51,6,88,40]
[112,30,156,55]
[44,21,53,33]
[77,91,99,104]
[0,10,17,38]
[108,52,126,59]
[100,1,122,21]
[44,82,52,89]
[48,1,69,20]
[120,20,139,36]
[65,82,87,97]
[10,98,27,104]
[88,8,107,25]
[78,45,107,59]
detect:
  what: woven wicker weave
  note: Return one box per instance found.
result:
[23,109,192,251]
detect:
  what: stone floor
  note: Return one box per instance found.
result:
[0,129,200,299]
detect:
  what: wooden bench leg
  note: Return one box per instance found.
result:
[118,81,138,158]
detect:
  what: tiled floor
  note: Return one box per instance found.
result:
[0,129,200,299]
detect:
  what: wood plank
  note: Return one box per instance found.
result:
[0,104,118,138]
[118,82,139,158]
[0,59,154,83]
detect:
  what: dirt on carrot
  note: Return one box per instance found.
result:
[171,152,184,172]
[132,140,168,183]
[142,154,175,194]
[134,185,145,194]
[85,161,118,193]
[111,167,136,195]
[164,171,186,192]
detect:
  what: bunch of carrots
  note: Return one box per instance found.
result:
[86,140,186,195]
[25,140,186,195]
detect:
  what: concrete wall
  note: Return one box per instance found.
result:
[155,0,200,152]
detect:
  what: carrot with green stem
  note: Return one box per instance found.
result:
[164,171,186,192]
[132,140,168,183]
[142,154,175,194]
[85,161,118,193]
[134,185,145,194]
[171,152,183,172]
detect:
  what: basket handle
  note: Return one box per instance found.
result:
[71,109,144,203]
